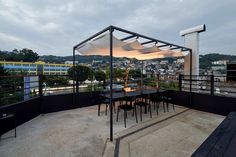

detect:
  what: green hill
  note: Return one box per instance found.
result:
[200,53,236,69]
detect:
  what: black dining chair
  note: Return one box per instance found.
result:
[98,91,116,116]
[134,99,152,121]
[98,95,109,116]
[162,90,175,112]
[116,96,138,128]
[149,93,162,115]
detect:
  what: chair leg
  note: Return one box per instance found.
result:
[124,109,127,128]
[113,102,116,114]
[153,101,156,110]
[163,102,166,113]
[134,106,138,123]
[98,104,101,116]
[149,104,152,118]
[106,104,108,115]
[144,105,147,114]
[140,106,143,121]
[156,102,159,115]
[116,107,120,122]
[167,102,169,112]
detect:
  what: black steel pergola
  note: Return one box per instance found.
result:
[73,25,192,141]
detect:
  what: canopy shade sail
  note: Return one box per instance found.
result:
[75,33,189,60]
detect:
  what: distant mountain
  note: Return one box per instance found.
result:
[200,53,236,69]
[39,53,236,66]
[2,50,236,69]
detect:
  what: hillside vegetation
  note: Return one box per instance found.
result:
[1,50,236,69]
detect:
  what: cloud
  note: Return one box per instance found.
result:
[0,0,235,56]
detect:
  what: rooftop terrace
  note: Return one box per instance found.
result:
[0,104,224,157]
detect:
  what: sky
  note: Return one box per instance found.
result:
[0,0,235,56]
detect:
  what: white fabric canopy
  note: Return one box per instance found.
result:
[76,33,188,60]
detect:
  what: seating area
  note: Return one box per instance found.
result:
[98,88,174,128]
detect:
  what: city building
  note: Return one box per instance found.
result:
[211,65,226,71]
[65,61,79,64]
[212,60,228,65]
[0,61,73,75]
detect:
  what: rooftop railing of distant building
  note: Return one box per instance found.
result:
[179,74,236,97]
[0,74,74,107]
[0,75,39,107]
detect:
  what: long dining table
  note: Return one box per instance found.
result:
[102,89,166,114]
[103,88,166,102]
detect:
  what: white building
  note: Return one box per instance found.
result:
[65,61,79,64]
[160,60,169,65]
[212,60,228,65]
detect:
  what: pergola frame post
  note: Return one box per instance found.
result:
[141,60,144,89]
[109,26,114,141]
[189,49,193,108]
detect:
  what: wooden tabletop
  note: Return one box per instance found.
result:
[103,89,166,100]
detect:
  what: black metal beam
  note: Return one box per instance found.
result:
[141,40,155,45]
[73,26,110,49]
[181,48,189,51]
[170,47,181,50]
[120,35,136,41]
[111,25,191,51]
[73,25,191,53]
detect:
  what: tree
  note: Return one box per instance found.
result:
[0,49,39,62]
[68,65,92,82]
[105,68,125,81]
[88,69,94,82]
[68,65,92,92]
[43,76,69,86]
[19,48,39,62]
[0,65,7,76]
[129,69,141,79]
[94,70,106,84]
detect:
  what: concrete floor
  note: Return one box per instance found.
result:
[0,104,224,157]
[116,109,224,157]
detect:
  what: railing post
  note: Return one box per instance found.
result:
[39,74,43,113]
[179,74,182,91]
[210,75,214,95]
[39,74,43,98]
[76,76,79,93]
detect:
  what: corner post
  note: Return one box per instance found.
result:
[189,49,193,108]
[141,60,144,89]
[73,47,76,106]
[210,75,214,95]
[39,74,43,113]
[190,50,192,92]
[109,26,114,141]
[179,74,182,91]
